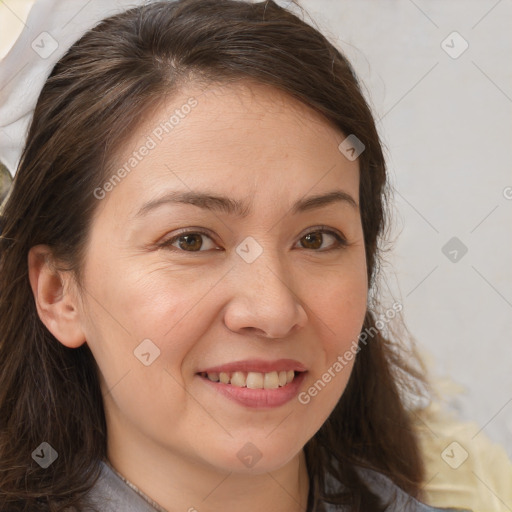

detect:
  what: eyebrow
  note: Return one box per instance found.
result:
[135,189,358,218]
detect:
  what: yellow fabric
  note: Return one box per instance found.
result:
[412,393,512,512]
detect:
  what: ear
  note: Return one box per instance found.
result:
[27,244,86,348]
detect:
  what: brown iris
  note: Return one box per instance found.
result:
[177,234,203,251]
[300,232,323,250]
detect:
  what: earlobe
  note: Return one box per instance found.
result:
[27,245,86,348]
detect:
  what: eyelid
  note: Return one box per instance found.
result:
[158,225,348,252]
[296,225,346,241]
[157,227,219,252]
[294,225,348,251]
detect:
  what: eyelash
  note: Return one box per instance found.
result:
[157,226,348,254]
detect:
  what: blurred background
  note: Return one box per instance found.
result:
[1,0,511,503]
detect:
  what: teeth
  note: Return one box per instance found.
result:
[207,372,219,382]
[203,369,297,389]
[246,372,264,389]
[231,371,246,387]
[263,371,279,389]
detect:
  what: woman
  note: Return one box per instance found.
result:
[0,1,471,511]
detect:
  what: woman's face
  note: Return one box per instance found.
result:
[74,81,368,473]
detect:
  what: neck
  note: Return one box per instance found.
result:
[106,427,310,512]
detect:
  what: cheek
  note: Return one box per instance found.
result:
[299,249,367,410]
[307,252,368,350]
[311,284,365,393]
[80,261,225,438]
[80,254,223,391]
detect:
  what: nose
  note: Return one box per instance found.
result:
[223,250,308,339]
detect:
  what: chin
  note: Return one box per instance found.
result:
[202,438,305,475]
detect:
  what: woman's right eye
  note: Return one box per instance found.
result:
[158,230,219,252]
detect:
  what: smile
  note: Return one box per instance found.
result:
[198,370,296,389]
[196,358,307,408]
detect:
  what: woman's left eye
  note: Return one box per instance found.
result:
[296,229,347,251]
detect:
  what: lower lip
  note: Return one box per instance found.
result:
[197,372,307,409]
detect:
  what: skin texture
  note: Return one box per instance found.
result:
[28,81,368,512]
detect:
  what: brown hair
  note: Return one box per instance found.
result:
[0,1,426,510]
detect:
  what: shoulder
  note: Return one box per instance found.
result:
[355,467,473,512]
[86,458,472,512]
[322,466,473,512]
[84,460,163,512]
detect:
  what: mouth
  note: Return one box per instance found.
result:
[197,369,300,389]
[195,359,307,408]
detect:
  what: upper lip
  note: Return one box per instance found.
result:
[198,358,307,374]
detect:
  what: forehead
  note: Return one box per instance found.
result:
[96,80,360,220]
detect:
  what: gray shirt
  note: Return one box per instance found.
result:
[85,460,471,512]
